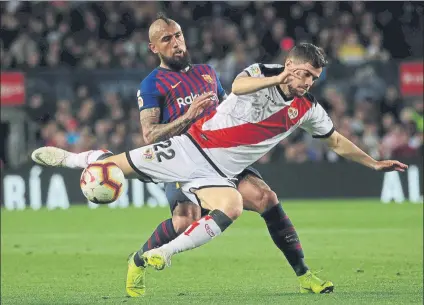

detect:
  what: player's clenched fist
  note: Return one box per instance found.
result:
[184,91,215,121]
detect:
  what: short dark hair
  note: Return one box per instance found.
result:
[287,43,328,68]
[156,12,172,24]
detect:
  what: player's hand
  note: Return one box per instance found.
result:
[276,63,315,84]
[184,92,215,121]
[373,160,408,172]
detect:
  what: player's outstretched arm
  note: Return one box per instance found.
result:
[140,92,214,144]
[322,131,408,172]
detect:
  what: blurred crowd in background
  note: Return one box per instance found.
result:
[2,2,422,70]
[1,1,423,165]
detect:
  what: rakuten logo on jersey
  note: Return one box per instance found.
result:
[176,92,218,108]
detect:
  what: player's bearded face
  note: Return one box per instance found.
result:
[287,82,306,97]
[286,63,322,97]
[159,49,191,71]
[287,71,311,97]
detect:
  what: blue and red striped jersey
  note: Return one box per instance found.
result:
[137,64,226,123]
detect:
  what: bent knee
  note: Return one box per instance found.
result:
[195,187,243,221]
[220,192,243,220]
[172,215,199,234]
[256,190,279,214]
[264,190,279,207]
[223,204,243,220]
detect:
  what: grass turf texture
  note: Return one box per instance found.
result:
[1,200,423,305]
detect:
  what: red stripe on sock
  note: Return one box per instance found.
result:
[282,226,296,234]
[154,231,161,244]
[184,220,200,236]
[162,222,169,238]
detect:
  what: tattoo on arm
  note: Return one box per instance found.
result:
[140,107,192,144]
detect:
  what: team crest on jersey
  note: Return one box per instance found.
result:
[137,90,143,108]
[143,148,155,161]
[250,65,261,76]
[202,74,214,84]
[288,107,298,120]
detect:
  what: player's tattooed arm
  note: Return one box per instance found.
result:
[140,92,215,143]
[139,107,192,144]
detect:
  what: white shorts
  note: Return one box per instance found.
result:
[126,135,236,204]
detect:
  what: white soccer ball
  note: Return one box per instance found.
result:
[80,160,125,204]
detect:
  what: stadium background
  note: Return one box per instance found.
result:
[1,1,423,167]
[1,1,423,204]
[0,2,423,305]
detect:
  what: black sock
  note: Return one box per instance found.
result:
[261,204,309,276]
[209,209,233,231]
[133,218,178,267]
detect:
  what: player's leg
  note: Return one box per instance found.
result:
[128,200,200,297]
[32,146,148,181]
[33,146,140,179]
[237,169,334,294]
[135,183,211,266]
[133,184,201,267]
[121,136,238,295]
[142,184,242,270]
[32,146,115,169]
[237,170,308,275]
[32,137,196,184]
[127,184,204,297]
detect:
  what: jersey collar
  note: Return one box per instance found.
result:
[157,64,192,73]
[276,85,293,102]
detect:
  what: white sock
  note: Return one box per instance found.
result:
[163,215,223,255]
[65,150,112,169]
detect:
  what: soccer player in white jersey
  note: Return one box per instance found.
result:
[32,43,407,294]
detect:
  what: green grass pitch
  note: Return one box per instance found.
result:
[1,200,423,305]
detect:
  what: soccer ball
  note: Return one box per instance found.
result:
[80,160,125,204]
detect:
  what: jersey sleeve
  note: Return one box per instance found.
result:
[216,75,226,100]
[208,65,227,101]
[242,63,284,78]
[301,102,335,138]
[243,63,263,78]
[137,77,161,112]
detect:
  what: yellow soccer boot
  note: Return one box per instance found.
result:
[298,270,334,294]
[126,252,146,297]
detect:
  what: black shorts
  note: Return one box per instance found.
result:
[165,166,263,216]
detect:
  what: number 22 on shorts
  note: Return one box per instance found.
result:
[153,140,176,162]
